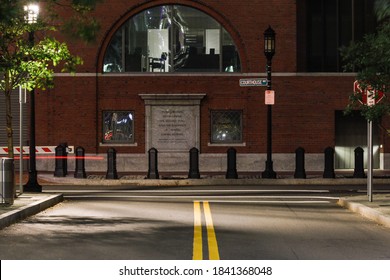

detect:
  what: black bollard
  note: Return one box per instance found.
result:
[74,146,87,178]
[294,147,306,179]
[353,147,366,178]
[54,144,66,177]
[60,142,68,175]
[323,147,336,178]
[226,147,238,179]
[188,147,201,179]
[1,158,15,205]
[106,148,118,179]
[147,148,159,179]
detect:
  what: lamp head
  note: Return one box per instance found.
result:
[24,3,40,24]
[264,25,276,60]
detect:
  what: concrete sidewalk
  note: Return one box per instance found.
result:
[0,193,63,230]
[1,173,390,230]
[32,172,390,187]
[338,194,390,228]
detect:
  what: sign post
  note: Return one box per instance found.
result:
[19,86,26,195]
[354,81,385,202]
[367,120,373,202]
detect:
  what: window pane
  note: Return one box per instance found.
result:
[307,0,324,71]
[324,0,338,71]
[126,6,170,72]
[211,111,242,143]
[103,29,123,72]
[124,13,147,72]
[103,111,134,143]
[222,29,241,72]
[306,0,377,72]
[173,6,220,72]
[339,0,352,48]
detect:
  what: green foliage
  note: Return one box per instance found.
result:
[341,23,390,88]
[375,0,390,21]
[1,1,101,42]
[345,91,390,122]
[62,17,100,43]
[0,1,24,24]
[0,21,83,93]
[71,0,103,11]
[0,0,100,158]
[341,0,390,122]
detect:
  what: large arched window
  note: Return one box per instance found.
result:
[103,5,241,73]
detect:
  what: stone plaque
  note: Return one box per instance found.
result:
[152,107,196,151]
[140,94,206,152]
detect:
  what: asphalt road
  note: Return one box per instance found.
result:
[1,188,390,260]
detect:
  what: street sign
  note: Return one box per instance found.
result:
[354,80,385,106]
[265,90,275,105]
[239,78,268,87]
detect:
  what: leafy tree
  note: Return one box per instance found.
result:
[375,0,390,21]
[342,0,390,121]
[0,0,101,158]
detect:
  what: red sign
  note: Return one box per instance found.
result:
[354,80,385,106]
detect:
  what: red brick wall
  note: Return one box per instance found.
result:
[35,1,382,157]
[36,76,97,151]
[37,73,356,154]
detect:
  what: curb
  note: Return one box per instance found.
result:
[39,177,390,187]
[0,194,64,230]
[337,198,390,228]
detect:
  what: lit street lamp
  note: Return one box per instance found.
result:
[24,3,42,192]
[262,26,277,179]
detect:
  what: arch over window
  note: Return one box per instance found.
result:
[103,5,241,73]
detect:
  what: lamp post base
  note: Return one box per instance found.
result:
[24,171,42,192]
[262,160,277,179]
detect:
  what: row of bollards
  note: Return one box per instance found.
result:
[54,144,367,180]
[146,147,203,179]
[55,145,118,179]
[54,145,86,178]
[147,147,238,179]
[294,146,366,179]
[54,145,240,180]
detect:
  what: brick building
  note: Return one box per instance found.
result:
[2,0,387,176]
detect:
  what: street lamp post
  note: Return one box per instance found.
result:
[262,26,277,179]
[24,3,42,192]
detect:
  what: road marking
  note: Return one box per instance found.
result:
[193,201,203,260]
[192,201,220,260]
[203,201,220,260]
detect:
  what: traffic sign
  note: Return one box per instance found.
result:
[354,81,385,202]
[265,90,275,105]
[239,78,268,87]
[354,80,385,106]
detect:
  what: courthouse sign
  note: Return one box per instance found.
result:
[239,78,268,87]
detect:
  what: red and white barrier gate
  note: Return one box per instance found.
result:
[0,146,75,155]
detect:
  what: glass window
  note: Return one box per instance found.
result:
[103,29,123,72]
[305,0,376,72]
[211,111,242,143]
[103,5,241,73]
[103,111,134,143]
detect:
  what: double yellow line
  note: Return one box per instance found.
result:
[193,201,220,260]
